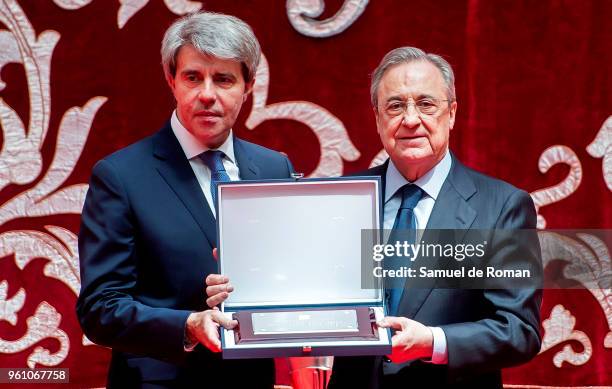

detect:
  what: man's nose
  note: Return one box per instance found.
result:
[198,80,216,105]
[401,103,421,127]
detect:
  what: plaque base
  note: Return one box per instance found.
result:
[221,305,390,359]
[232,307,378,345]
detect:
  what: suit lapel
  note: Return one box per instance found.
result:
[426,156,477,232]
[233,138,261,180]
[153,124,217,248]
[398,156,478,319]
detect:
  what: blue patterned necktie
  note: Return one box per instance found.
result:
[385,184,423,316]
[199,150,231,207]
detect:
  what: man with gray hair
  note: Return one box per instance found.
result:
[328,47,542,388]
[77,12,293,388]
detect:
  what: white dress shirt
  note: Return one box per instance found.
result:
[172,111,242,351]
[384,150,452,365]
[170,110,240,217]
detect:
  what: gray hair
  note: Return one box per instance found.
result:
[161,12,261,83]
[370,47,456,108]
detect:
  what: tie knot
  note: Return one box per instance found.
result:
[399,184,422,210]
[200,150,226,173]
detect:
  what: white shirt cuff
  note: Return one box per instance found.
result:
[184,339,198,352]
[429,326,448,364]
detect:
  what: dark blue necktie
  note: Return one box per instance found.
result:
[385,184,423,316]
[199,150,231,207]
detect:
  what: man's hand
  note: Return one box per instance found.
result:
[185,308,237,353]
[205,248,234,308]
[378,316,434,363]
[205,274,233,307]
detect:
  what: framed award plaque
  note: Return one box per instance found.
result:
[216,178,390,359]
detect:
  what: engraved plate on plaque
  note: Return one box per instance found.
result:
[252,309,359,335]
[233,307,378,344]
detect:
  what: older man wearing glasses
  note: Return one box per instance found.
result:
[328,47,542,388]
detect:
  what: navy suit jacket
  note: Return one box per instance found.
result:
[329,156,542,389]
[76,123,293,388]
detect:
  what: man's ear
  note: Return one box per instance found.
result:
[373,106,381,134]
[166,74,175,91]
[449,101,458,130]
[243,79,255,102]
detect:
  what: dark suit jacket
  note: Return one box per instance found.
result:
[76,123,293,388]
[329,156,542,389]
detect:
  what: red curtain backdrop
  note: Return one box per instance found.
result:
[0,0,610,387]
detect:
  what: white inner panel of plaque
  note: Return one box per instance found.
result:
[218,180,381,307]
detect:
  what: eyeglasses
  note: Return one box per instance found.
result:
[382,98,450,117]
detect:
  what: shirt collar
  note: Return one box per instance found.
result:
[385,150,452,203]
[170,110,236,163]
